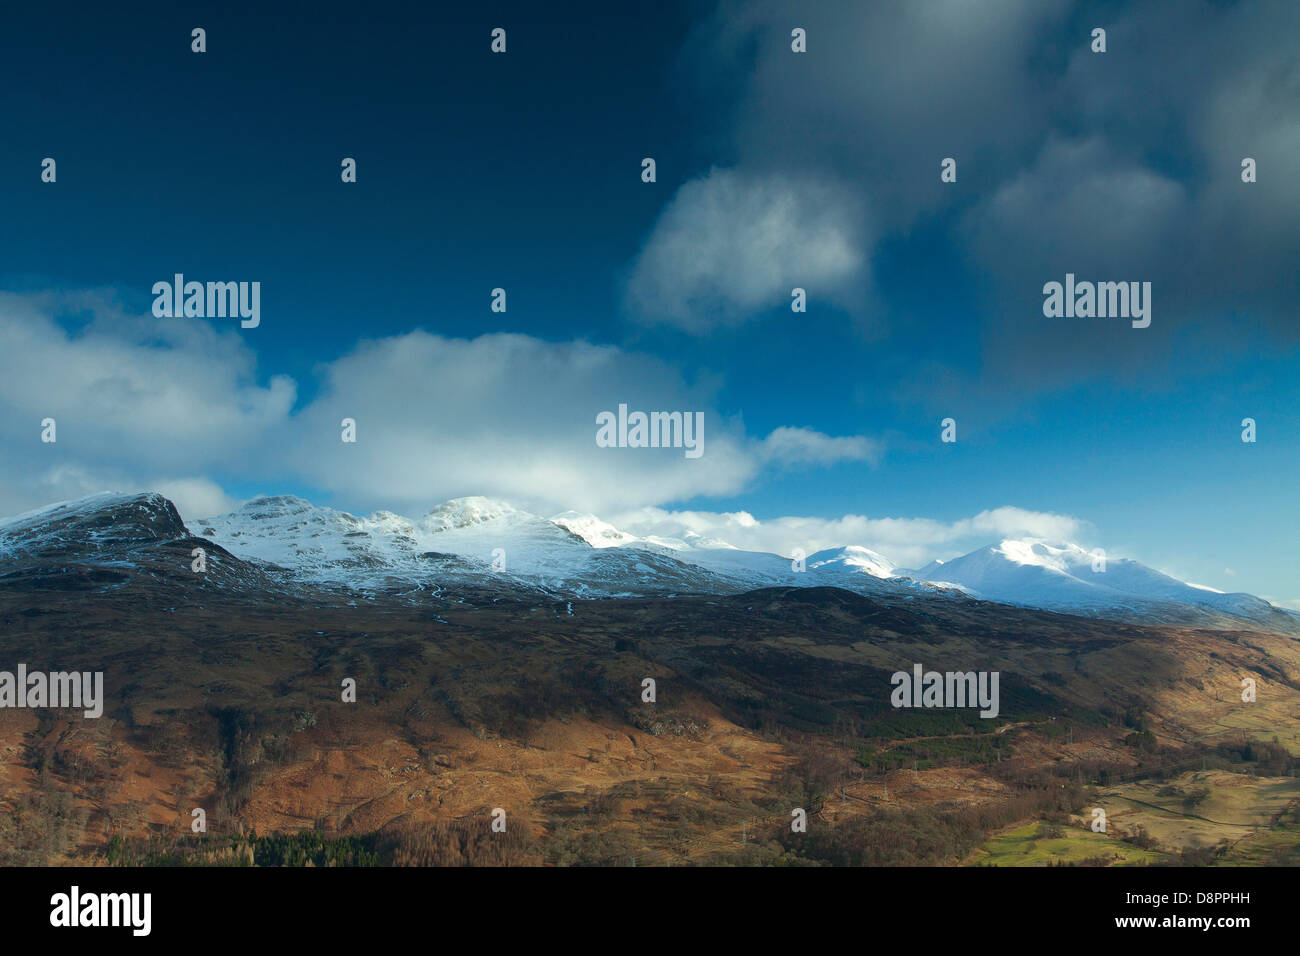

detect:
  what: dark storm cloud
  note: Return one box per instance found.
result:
[964,0,1300,378]
[686,0,1067,226]
[642,0,1297,377]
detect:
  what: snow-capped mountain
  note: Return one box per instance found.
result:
[1,492,1293,634]
[908,539,1298,633]
[542,515,1296,632]
[549,512,638,548]
[552,513,901,592]
[807,545,896,579]
[0,492,289,595]
[0,491,191,551]
[194,494,745,598]
[552,512,737,554]
[191,494,914,599]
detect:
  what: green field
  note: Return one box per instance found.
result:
[967,768,1300,866]
[966,821,1167,866]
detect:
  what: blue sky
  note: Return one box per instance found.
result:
[0,1,1296,603]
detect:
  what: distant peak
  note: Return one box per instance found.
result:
[808,544,896,577]
[243,494,315,509]
[551,512,637,548]
[993,539,1091,567]
[232,494,318,520]
[421,496,522,530]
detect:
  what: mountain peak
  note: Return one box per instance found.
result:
[550,512,637,548]
[993,539,1092,569]
[912,538,1295,632]
[808,545,896,578]
[0,491,189,547]
[231,494,318,519]
[421,496,522,531]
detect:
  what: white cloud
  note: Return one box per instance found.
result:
[0,461,240,527]
[604,504,1087,569]
[152,478,242,523]
[0,292,292,518]
[3,462,132,516]
[759,426,881,467]
[953,506,1086,544]
[625,168,868,331]
[0,294,1113,583]
[0,291,295,469]
[286,330,881,515]
[0,294,885,520]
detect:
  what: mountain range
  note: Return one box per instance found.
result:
[1,491,1294,635]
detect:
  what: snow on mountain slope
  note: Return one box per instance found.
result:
[194,495,441,588]
[911,539,1298,632]
[193,495,912,599]
[553,513,901,590]
[196,495,740,597]
[419,497,587,567]
[650,543,901,592]
[914,539,1189,606]
[411,498,733,595]
[0,492,287,594]
[532,514,1296,630]
[808,545,896,579]
[1,493,1292,633]
[0,492,190,555]
[651,544,799,583]
[550,512,637,548]
[553,512,737,554]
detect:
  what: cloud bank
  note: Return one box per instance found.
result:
[604,503,1088,570]
[628,0,1300,365]
[0,293,880,520]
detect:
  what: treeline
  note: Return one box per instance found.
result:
[373,818,533,866]
[104,818,532,866]
[1215,737,1295,776]
[773,785,1088,867]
